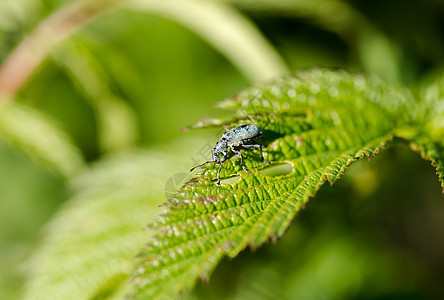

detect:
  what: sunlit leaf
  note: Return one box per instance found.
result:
[129,68,417,299]
[409,71,444,191]
[409,139,444,192]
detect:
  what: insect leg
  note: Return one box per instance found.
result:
[216,153,228,185]
[259,145,270,164]
[216,163,223,185]
[231,147,250,173]
[241,144,269,164]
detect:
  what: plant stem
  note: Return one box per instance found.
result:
[0,0,122,99]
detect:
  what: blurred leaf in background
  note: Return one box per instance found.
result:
[21,138,200,300]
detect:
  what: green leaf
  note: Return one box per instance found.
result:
[409,71,444,191]
[418,71,444,142]
[0,101,85,178]
[22,140,196,300]
[409,139,444,192]
[129,68,417,299]
[189,227,421,300]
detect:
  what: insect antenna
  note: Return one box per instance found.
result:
[190,161,214,172]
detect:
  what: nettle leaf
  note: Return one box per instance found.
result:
[409,72,444,191]
[410,139,444,192]
[129,68,417,299]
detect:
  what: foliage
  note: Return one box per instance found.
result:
[128,68,425,299]
[409,72,444,190]
[0,1,443,300]
[22,142,193,300]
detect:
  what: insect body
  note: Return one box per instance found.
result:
[190,124,268,185]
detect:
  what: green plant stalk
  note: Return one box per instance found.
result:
[0,0,123,98]
[127,0,289,83]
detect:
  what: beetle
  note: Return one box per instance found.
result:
[190,124,268,185]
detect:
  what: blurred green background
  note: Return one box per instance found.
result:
[0,0,443,299]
